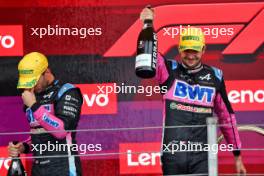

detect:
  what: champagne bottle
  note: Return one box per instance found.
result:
[135,12,158,78]
[7,141,27,176]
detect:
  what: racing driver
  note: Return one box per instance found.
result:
[8,52,83,176]
[140,7,247,175]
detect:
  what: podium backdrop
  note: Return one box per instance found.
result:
[0,0,263,175]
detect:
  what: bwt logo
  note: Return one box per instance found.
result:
[0,25,23,56]
[174,80,215,103]
[76,83,117,115]
[104,2,264,57]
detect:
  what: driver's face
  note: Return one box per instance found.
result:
[180,49,204,69]
[23,73,49,94]
[33,75,48,93]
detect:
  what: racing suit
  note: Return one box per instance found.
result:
[156,54,241,175]
[22,80,83,176]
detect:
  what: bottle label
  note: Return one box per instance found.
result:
[152,33,158,69]
[12,162,18,169]
[143,23,152,29]
[135,54,152,68]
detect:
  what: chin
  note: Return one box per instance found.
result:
[35,89,42,93]
[186,64,196,68]
[189,62,200,67]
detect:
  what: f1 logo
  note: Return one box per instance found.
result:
[0,25,23,56]
[104,3,264,57]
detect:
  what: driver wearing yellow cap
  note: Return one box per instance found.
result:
[140,7,246,175]
[8,52,83,176]
[17,52,49,91]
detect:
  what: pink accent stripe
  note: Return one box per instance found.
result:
[33,106,67,139]
[23,136,32,148]
[155,53,169,84]
[214,93,242,149]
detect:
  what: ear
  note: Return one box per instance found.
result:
[44,68,51,74]
[178,47,183,55]
[30,88,34,93]
[43,68,55,83]
[202,45,206,54]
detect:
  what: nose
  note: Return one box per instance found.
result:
[186,53,196,59]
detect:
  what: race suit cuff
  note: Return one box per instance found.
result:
[31,103,41,112]
[22,142,30,154]
[233,150,241,156]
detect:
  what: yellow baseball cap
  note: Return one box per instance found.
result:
[17,52,48,89]
[178,27,205,52]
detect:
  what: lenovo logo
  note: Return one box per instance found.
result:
[127,149,160,166]
[119,142,162,174]
[104,3,264,57]
[226,80,264,111]
[76,83,117,114]
[229,90,264,103]
[0,25,23,56]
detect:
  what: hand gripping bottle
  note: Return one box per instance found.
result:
[135,7,157,78]
[7,141,27,176]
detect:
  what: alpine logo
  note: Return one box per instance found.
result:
[174,80,215,103]
[43,92,54,99]
[199,74,211,81]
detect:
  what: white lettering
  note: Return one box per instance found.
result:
[228,89,264,103]
[138,153,151,166]
[0,35,15,48]
[0,158,11,170]
[83,94,109,107]
[127,150,138,166]
[228,90,240,103]
[127,150,160,166]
